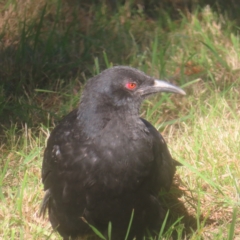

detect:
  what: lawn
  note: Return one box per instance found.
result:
[0,1,239,239]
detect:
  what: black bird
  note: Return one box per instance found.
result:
[40,66,185,240]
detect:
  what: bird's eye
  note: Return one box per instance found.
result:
[125,82,137,90]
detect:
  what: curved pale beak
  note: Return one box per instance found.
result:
[139,80,186,96]
[153,80,186,95]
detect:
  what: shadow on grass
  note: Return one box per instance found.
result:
[161,174,216,239]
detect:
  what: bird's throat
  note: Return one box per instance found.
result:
[77,103,141,139]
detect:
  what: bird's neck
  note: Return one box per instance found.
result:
[76,97,140,138]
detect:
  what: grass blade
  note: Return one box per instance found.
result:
[124,209,135,240]
[108,221,112,240]
[158,210,169,239]
[228,207,237,240]
[81,217,106,240]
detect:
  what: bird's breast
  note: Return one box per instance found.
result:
[88,119,154,193]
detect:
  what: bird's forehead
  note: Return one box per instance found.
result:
[116,68,148,79]
[103,67,148,80]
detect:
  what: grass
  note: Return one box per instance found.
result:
[0,0,240,239]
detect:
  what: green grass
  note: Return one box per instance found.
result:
[0,1,240,239]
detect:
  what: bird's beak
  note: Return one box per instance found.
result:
[137,79,186,97]
[153,80,186,95]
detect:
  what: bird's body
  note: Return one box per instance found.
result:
[41,66,185,240]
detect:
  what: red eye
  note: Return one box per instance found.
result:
[125,82,137,90]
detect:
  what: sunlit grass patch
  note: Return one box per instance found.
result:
[166,85,240,238]
[0,125,54,239]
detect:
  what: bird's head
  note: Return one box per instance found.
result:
[81,66,185,115]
